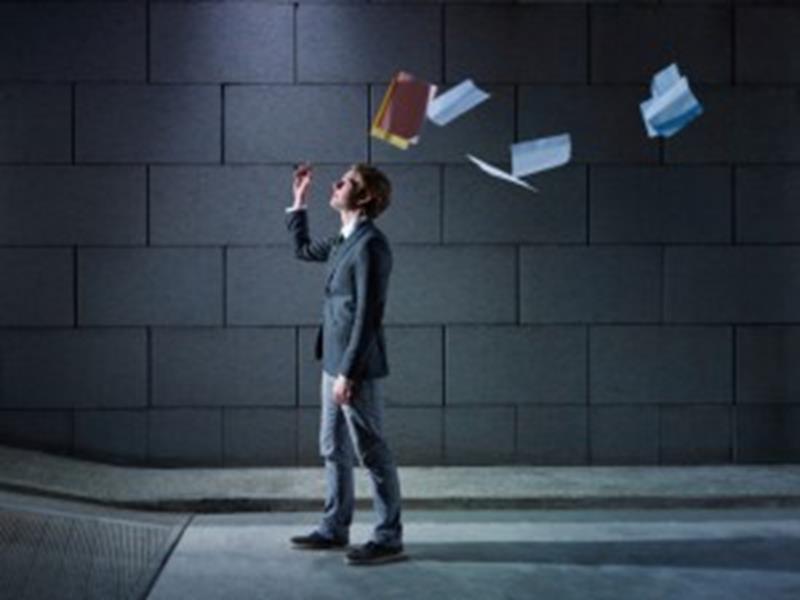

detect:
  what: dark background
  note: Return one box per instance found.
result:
[0,0,798,466]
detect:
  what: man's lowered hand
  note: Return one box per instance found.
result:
[333,374,357,405]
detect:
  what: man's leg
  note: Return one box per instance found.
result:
[317,370,357,543]
[342,377,403,549]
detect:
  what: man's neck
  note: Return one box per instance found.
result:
[340,209,365,229]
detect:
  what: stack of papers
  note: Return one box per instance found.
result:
[370,71,437,150]
[640,63,703,138]
[466,133,572,193]
[427,79,490,126]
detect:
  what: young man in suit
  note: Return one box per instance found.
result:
[286,162,405,566]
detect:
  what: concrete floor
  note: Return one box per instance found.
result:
[148,507,800,600]
[3,443,800,600]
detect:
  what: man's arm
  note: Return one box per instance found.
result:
[337,237,391,379]
[285,207,338,262]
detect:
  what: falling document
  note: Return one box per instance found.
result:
[511,134,572,178]
[640,63,703,138]
[427,79,490,126]
[465,133,572,192]
[465,154,539,193]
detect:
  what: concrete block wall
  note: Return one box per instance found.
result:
[0,0,799,467]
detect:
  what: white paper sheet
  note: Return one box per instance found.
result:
[465,154,539,193]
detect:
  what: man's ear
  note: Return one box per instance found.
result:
[355,193,372,207]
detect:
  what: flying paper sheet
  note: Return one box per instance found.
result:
[640,63,703,138]
[371,71,437,150]
[511,134,572,178]
[426,79,490,126]
[465,133,572,192]
[465,154,539,193]
[650,63,681,97]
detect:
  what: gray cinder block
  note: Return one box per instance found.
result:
[226,85,367,163]
[78,247,223,326]
[590,326,732,404]
[446,325,586,405]
[0,249,73,326]
[660,404,731,464]
[519,86,658,164]
[0,411,72,452]
[227,247,326,325]
[151,2,293,83]
[152,327,295,407]
[387,245,516,324]
[737,7,800,84]
[444,164,586,244]
[590,166,731,243]
[665,88,800,163]
[385,406,444,465]
[665,247,800,323]
[150,165,292,245]
[737,327,800,403]
[736,404,800,463]
[589,405,659,465]
[447,5,586,83]
[520,246,662,323]
[0,85,71,162]
[736,167,800,243]
[517,405,588,465]
[223,408,297,466]
[0,329,147,409]
[74,410,147,463]
[297,5,440,83]
[0,2,145,81]
[592,5,731,84]
[444,406,515,465]
[76,84,221,163]
[148,408,223,466]
[0,166,145,245]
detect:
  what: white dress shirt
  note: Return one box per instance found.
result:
[286,205,368,240]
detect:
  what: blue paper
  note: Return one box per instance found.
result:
[640,63,703,138]
[511,134,572,178]
[427,79,490,126]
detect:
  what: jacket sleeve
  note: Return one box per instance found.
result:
[285,207,337,262]
[338,237,391,379]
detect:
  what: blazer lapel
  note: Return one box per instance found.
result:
[325,219,372,287]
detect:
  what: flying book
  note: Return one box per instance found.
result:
[465,133,572,193]
[426,78,490,126]
[640,63,703,138]
[371,71,437,150]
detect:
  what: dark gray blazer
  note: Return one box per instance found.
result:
[286,209,392,380]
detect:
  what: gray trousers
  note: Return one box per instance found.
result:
[316,370,403,548]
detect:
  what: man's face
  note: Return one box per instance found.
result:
[329,169,364,211]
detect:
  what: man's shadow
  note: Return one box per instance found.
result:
[404,537,800,572]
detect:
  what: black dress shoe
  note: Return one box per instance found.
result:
[345,541,407,565]
[290,531,348,550]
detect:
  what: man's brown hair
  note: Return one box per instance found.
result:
[350,163,391,219]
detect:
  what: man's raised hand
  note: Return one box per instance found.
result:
[292,162,313,206]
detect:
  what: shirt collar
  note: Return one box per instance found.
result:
[340,212,369,239]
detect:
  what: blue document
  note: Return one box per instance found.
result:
[427,79,490,126]
[466,154,539,193]
[511,134,572,178]
[465,133,571,192]
[640,63,703,138]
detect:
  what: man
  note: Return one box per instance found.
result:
[285,162,405,566]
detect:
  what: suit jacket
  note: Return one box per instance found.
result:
[286,209,392,380]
